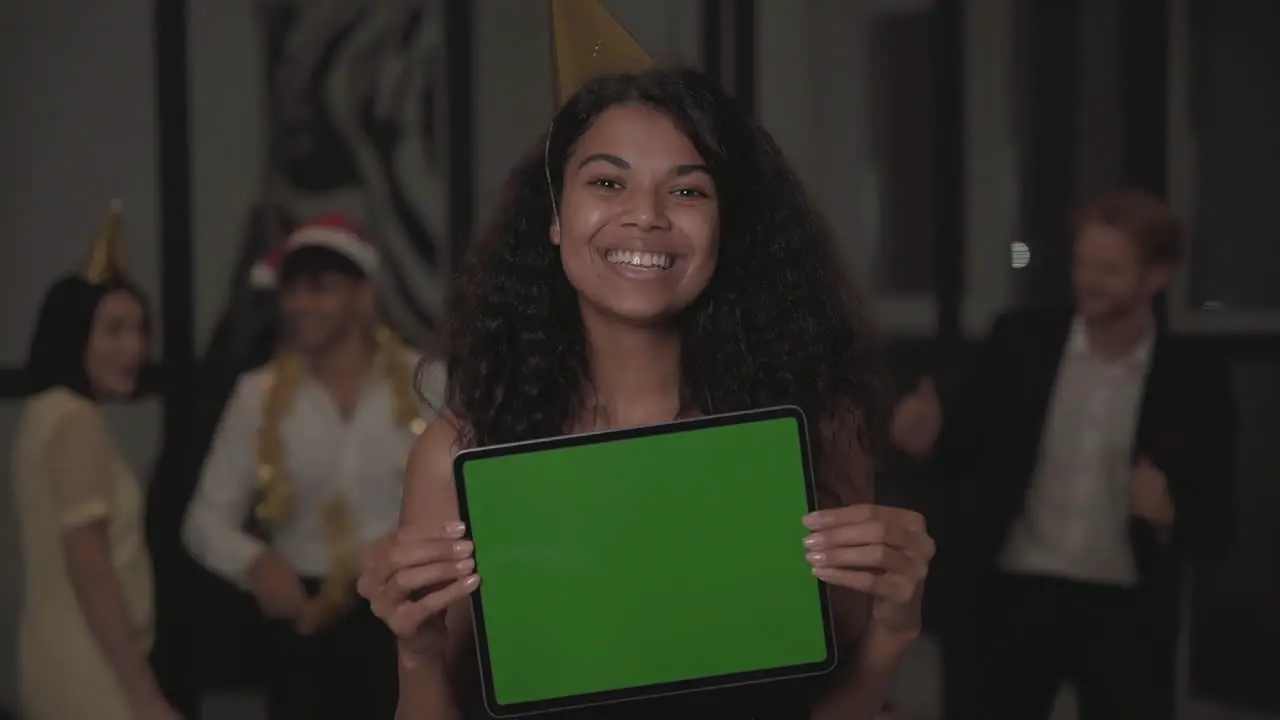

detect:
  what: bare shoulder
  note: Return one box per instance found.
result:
[406,414,464,486]
[401,414,468,525]
[411,354,447,409]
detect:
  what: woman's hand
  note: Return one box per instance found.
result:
[357,522,481,659]
[802,504,934,636]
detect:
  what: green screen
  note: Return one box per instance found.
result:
[461,416,829,706]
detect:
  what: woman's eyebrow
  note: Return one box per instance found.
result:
[577,153,629,170]
[673,163,710,177]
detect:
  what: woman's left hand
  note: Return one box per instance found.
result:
[803,504,935,635]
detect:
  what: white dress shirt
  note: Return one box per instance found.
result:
[183,354,445,586]
[1000,317,1153,587]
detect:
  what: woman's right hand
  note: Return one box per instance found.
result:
[358,521,481,659]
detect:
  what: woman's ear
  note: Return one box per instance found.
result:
[549,218,561,246]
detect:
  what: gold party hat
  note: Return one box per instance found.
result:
[550,0,653,107]
[82,199,128,283]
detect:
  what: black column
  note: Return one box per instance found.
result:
[701,0,722,82]
[1015,0,1083,308]
[932,0,965,349]
[1119,0,1170,195]
[701,0,756,115]
[148,0,198,714]
[1119,0,1171,325]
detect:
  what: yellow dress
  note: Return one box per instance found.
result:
[10,387,155,720]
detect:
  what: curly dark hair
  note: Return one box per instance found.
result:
[429,67,886,494]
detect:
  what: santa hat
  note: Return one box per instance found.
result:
[249,213,379,290]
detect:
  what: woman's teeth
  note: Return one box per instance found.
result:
[604,249,674,270]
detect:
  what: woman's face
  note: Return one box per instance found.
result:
[84,290,148,397]
[553,104,720,325]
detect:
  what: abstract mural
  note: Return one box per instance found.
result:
[212,0,455,373]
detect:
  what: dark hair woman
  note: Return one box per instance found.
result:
[358,5,935,718]
[10,204,178,720]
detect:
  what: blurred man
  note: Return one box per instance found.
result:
[182,214,444,720]
[892,189,1235,719]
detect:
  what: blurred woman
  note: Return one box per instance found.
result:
[11,208,178,720]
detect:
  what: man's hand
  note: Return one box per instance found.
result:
[1131,456,1175,528]
[248,550,308,621]
[890,378,943,459]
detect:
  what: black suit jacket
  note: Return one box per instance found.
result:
[934,308,1236,631]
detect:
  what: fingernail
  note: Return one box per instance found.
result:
[452,540,473,555]
[463,574,480,589]
[445,522,466,535]
[802,513,823,530]
[803,535,824,549]
[805,551,826,565]
[456,559,475,573]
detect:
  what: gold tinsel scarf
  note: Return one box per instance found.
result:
[254,327,425,628]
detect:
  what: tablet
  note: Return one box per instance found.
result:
[454,405,837,718]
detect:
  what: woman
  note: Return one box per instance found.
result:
[361,68,935,719]
[11,265,178,720]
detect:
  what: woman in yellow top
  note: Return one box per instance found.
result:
[11,208,179,720]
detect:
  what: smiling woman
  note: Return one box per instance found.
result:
[553,105,721,325]
[445,68,890,452]
[357,6,934,719]
[351,65,936,720]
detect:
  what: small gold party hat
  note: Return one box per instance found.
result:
[550,0,654,107]
[82,199,128,283]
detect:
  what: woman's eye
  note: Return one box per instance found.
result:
[589,178,622,190]
[674,188,707,199]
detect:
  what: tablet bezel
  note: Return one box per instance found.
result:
[453,405,838,718]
